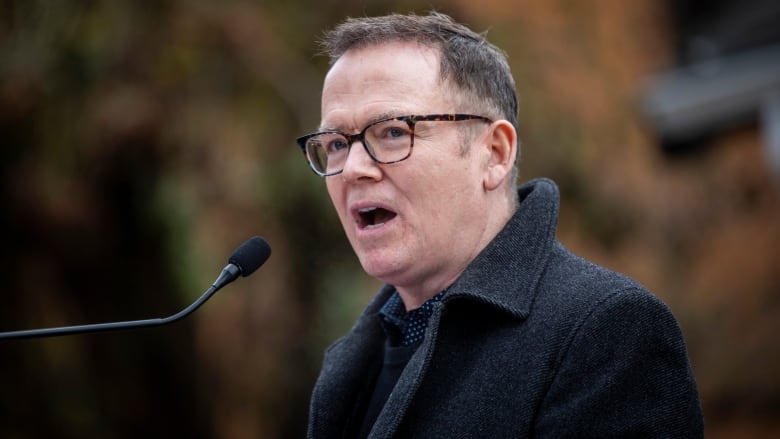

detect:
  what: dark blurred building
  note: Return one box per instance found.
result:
[642,0,780,177]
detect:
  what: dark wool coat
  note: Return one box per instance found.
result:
[308,178,704,438]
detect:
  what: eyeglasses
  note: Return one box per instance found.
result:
[296,114,493,176]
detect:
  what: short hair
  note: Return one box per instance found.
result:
[319,12,519,133]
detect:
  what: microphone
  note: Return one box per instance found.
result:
[0,236,271,341]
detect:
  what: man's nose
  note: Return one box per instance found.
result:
[340,140,382,180]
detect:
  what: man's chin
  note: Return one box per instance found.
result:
[357,254,405,284]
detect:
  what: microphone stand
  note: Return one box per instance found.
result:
[0,236,270,341]
[0,263,247,341]
[0,264,242,341]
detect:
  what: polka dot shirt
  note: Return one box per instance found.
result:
[379,289,448,347]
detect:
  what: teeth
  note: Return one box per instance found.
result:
[359,207,377,213]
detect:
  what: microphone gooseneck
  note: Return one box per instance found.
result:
[0,236,272,341]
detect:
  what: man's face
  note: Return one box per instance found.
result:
[321,41,493,304]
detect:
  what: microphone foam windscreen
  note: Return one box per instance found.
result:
[228,236,271,277]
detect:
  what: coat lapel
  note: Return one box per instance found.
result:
[308,286,394,437]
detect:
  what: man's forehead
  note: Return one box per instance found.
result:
[324,40,442,86]
[319,42,450,131]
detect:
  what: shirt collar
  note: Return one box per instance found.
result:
[379,289,448,347]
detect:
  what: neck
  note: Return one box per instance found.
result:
[395,193,516,310]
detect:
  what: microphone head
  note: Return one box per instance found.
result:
[228,236,271,277]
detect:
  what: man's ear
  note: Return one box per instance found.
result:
[483,120,517,191]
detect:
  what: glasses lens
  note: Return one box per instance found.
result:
[365,119,413,163]
[306,133,349,175]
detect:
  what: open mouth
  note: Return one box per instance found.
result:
[357,207,397,229]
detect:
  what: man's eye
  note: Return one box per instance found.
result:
[326,138,349,153]
[388,127,407,138]
[378,125,410,139]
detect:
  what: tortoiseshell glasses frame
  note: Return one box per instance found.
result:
[296,114,493,176]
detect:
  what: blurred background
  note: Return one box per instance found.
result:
[1,0,778,437]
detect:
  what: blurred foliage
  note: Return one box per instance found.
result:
[1,0,778,438]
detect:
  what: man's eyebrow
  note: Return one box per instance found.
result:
[318,110,406,133]
[316,124,342,132]
[368,111,404,124]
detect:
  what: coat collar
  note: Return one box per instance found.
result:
[445,177,560,318]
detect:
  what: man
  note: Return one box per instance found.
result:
[298,12,703,438]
